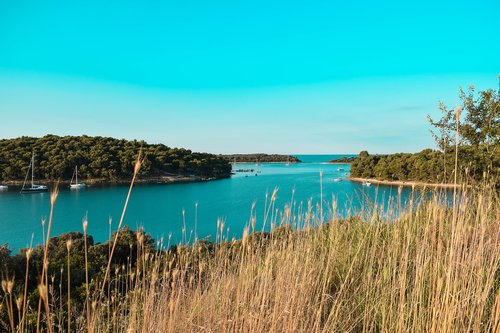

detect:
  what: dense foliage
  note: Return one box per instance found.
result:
[351,86,499,184]
[350,146,499,183]
[0,227,155,329]
[0,135,231,181]
[222,154,301,163]
[0,227,273,331]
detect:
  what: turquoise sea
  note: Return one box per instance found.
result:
[0,155,413,251]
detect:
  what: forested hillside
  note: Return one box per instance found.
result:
[350,86,499,184]
[0,135,231,181]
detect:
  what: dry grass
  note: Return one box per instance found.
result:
[1,151,499,332]
[84,185,497,333]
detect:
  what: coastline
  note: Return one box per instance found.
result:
[1,174,228,187]
[348,177,463,189]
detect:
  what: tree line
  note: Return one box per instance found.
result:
[350,86,499,184]
[0,135,232,181]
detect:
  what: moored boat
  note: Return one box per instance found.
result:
[70,165,87,189]
[20,153,48,193]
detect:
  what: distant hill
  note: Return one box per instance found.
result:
[0,135,232,182]
[329,156,356,163]
[222,154,301,163]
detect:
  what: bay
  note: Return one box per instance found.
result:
[0,155,411,251]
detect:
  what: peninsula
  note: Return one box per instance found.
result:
[0,135,232,184]
[328,156,356,164]
[222,153,301,163]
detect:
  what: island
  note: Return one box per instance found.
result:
[328,156,357,164]
[221,153,301,163]
[0,135,232,185]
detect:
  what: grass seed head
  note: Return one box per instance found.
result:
[50,187,59,206]
[26,248,33,260]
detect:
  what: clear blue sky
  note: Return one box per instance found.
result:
[0,0,498,154]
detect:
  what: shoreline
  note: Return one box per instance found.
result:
[1,174,229,187]
[348,177,463,189]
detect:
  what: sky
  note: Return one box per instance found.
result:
[0,0,499,154]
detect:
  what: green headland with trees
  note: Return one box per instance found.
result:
[350,86,499,184]
[0,135,232,183]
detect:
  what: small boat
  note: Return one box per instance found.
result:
[337,167,344,171]
[362,181,372,187]
[20,153,48,193]
[333,177,342,182]
[0,185,8,191]
[70,166,87,189]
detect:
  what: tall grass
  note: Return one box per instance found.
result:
[82,183,498,333]
[1,159,499,332]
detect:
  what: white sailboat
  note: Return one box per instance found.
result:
[20,153,48,193]
[70,166,87,189]
[0,185,8,191]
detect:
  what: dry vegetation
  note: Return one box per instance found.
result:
[1,153,499,333]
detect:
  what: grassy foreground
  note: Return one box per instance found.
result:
[87,187,499,333]
[1,165,499,332]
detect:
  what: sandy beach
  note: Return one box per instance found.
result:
[348,177,463,189]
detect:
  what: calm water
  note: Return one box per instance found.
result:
[0,155,412,251]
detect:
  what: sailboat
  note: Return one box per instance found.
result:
[70,166,87,189]
[0,185,8,191]
[285,156,290,166]
[20,153,48,193]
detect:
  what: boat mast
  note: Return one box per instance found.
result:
[31,152,35,188]
[75,166,78,184]
[21,156,31,191]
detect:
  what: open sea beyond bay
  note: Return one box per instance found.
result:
[0,155,415,251]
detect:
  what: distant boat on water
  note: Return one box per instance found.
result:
[334,177,342,182]
[0,185,8,191]
[20,153,48,193]
[70,166,87,189]
[337,167,344,171]
[362,181,372,187]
